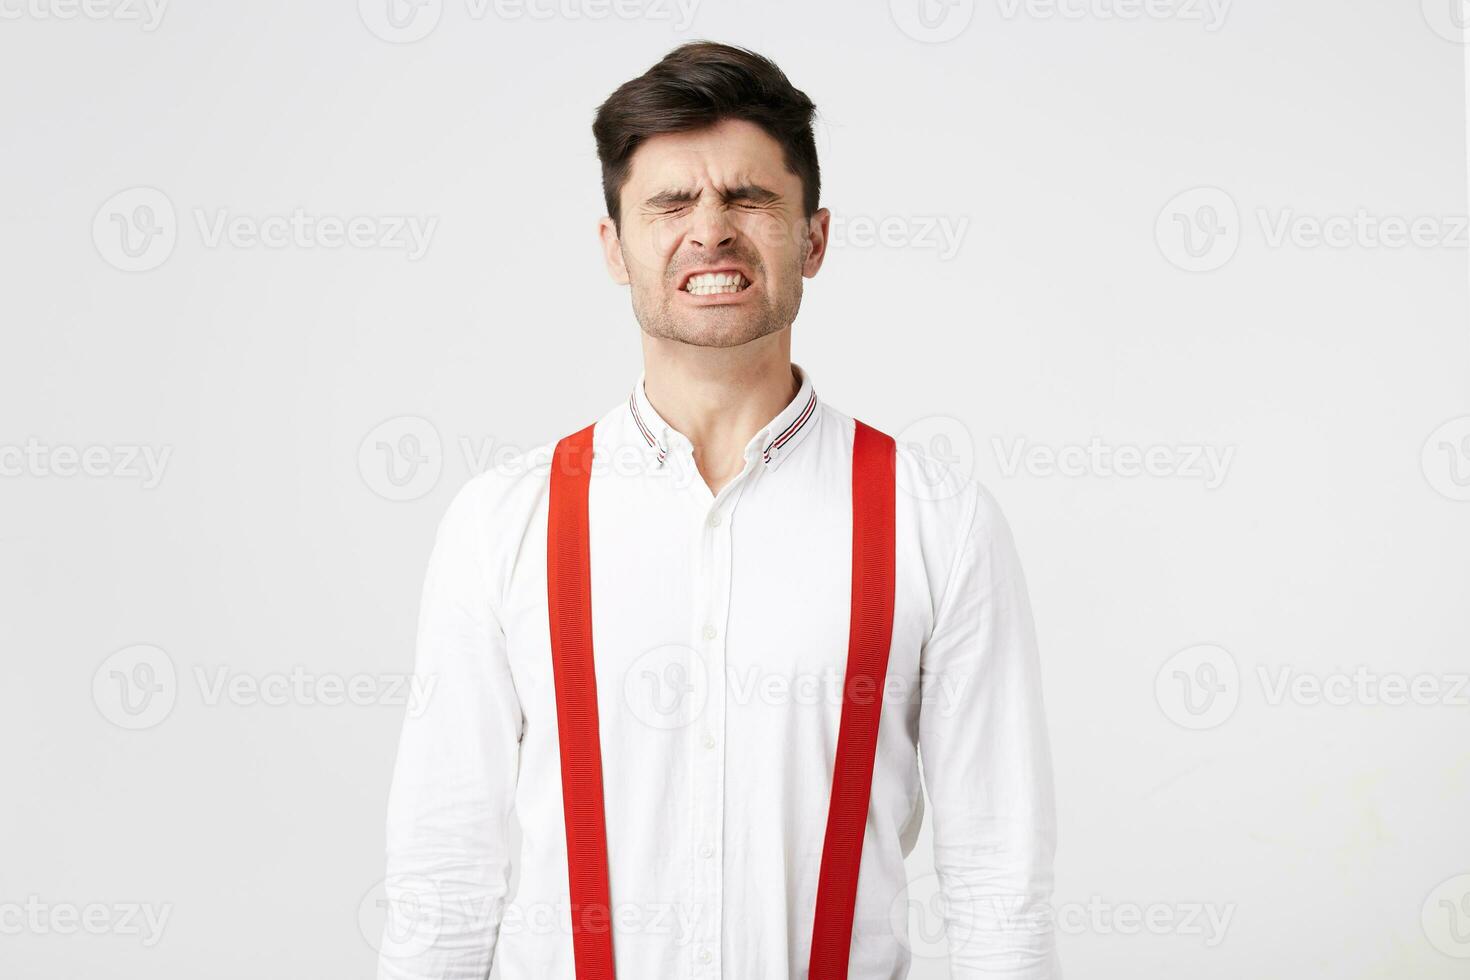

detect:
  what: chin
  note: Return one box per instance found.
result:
[670,314,779,349]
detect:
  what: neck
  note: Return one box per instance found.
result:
[640,330,798,493]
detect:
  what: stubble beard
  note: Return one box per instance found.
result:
[630,258,804,349]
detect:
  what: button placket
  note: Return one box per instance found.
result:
[688,471,752,979]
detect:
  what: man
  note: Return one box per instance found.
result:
[377,41,1059,980]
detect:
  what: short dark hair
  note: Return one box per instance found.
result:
[592,41,821,231]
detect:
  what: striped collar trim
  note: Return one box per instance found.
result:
[628,388,667,464]
[761,384,817,464]
[627,362,821,471]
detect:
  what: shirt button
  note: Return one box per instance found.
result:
[707,511,722,528]
[702,733,716,749]
[702,624,717,641]
[700,843,714,858]
[699,949,712,963]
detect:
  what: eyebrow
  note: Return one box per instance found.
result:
[642,184,782,210]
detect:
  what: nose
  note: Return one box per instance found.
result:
[688,200,736,250]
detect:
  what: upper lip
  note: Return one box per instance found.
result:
[677,265,755,290]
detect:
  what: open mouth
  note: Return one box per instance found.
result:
[680,270,753,297]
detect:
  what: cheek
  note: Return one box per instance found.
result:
[738,213,803,264]
[621,226,680,283]
[645,218,688,263]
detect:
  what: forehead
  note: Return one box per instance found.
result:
[622,117,798,195]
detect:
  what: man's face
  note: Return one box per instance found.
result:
[599,117,829,348]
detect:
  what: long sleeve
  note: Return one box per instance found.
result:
[378,478,524,980]
[917,481,1060,979]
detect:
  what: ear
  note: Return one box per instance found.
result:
[598,216,629,285]
[800,207,832,279]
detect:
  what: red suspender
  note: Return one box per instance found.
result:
[547,418,897,980]
[547,423,617,980]
[808,419,898,979]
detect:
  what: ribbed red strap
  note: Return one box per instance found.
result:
[547,423,617,980]
[808,419,898,980]
[548,417,896,980]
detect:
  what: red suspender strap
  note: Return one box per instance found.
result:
[547,423,617,980]
[548,417,896,980]
[808,419,898,980]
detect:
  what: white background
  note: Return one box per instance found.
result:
[3,1,1469,977]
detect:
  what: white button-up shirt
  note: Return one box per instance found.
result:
[377,362,1059,980]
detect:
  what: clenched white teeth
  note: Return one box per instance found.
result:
[684,272,750,295]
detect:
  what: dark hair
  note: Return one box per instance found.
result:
[592,41,820,231]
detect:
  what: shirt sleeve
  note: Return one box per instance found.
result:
[377,477,524,980]
[917,481,1060,979]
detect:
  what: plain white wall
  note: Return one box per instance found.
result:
[2,2,1468,977]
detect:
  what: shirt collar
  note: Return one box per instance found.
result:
[627,361,821,473]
